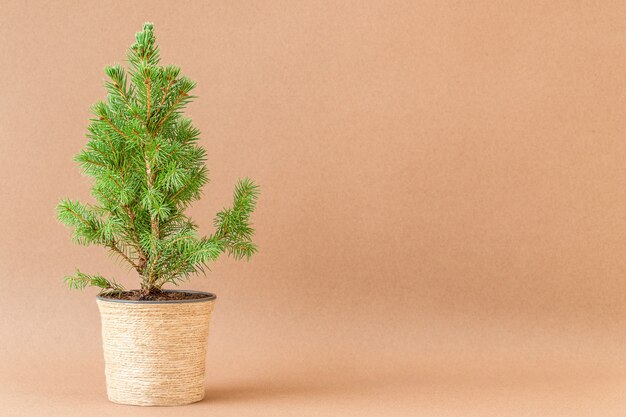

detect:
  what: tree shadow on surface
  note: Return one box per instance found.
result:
[204,382,322,403]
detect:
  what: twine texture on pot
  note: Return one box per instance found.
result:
[96,294,216,406]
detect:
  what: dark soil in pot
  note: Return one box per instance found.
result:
[99,290,213,301]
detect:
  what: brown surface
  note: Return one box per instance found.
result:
[1,1,626,415]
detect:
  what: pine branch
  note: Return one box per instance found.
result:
[212,178,259,260]
[123,205,147,269]
[145,70,152,124]
[108,242,142,272]
[99,114,133,143]
[158,68,178,109]
[153,87,191,136]
[65,270,125,294]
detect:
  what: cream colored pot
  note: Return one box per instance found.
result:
[96,291,216,406]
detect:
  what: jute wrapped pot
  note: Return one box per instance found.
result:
[96,291,216,406]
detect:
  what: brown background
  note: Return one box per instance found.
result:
[1,1,626,415]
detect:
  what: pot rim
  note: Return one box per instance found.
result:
[96,289,216,304]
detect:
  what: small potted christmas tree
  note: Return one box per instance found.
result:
[56,23,259,406]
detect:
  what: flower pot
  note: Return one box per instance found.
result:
[96,291,216,406]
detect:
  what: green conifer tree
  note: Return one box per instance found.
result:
[57,23,259,296]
